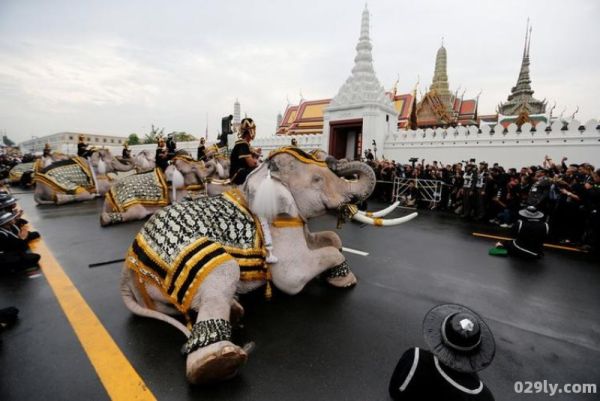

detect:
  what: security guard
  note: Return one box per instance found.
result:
[197,137,207,161]
[77,135,92,157]
[155,137,169,172]
[122,142,131,159]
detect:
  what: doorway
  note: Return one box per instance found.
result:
[329,119,363,160]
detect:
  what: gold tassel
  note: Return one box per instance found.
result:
[265,280,272,300]
[264,263,273,300]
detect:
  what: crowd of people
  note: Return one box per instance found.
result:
[367,154,600,252]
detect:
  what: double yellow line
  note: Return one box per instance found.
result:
[31,238,157,400]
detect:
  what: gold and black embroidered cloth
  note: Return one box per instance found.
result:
[105,168,169,212]
[125,189,266,313]
[268,146,327,167]
[8,162,35,183]
[34,157,94,194]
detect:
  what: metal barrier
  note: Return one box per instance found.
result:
[391,177,444,207]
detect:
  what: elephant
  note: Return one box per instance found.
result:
[100,155,218,226]
[120,146,417,384]
[129,150,155,173]
[34,149,136,205]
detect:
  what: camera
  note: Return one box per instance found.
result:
[409,157,419,163]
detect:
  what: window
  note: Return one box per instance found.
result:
[69,136,73,140]
[118,140,121,144]
[95,138,99,142]
[103,138,107,143]
[111,139,114,143]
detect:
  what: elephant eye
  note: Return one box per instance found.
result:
[312,175,322,183]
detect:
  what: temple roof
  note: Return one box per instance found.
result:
[276,91,478,135]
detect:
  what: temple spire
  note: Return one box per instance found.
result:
[329,4,393,109]
[497,18,546,118]
[429,41,451,98]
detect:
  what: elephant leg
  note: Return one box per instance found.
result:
[56,191,95,205]
[304,230,356,288]
[100,205,153,226]
[305,229,343,249]
[184,260,247,384]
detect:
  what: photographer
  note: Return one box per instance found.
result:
[461,161,476,219]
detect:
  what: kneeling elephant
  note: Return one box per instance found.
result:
[120,146,416,384]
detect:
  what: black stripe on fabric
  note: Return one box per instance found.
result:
[239,264,266,272]
[167,240,214,294]
[132,239,167,279]
[174,248,227,304]
[227,251,264,260]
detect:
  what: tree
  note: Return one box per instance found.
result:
[144,124,164,144]
[2,135,15,147]
[127,133,140,145]
[170,131,196,142]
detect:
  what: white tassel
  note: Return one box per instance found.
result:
[171,167,185,203]
[216,161,225,178]
[251,169,279,220]
[97,158,107,174]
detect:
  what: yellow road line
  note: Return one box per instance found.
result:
[472,232,587,253]
[30,238,157,401]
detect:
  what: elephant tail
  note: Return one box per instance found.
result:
[120,268,191,337]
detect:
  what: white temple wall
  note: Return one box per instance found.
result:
[121,119,600,168]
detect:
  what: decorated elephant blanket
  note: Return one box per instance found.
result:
[125,188,266,314]
[34,157,95,194]
[105,168,169,212]
[8,162,35,183]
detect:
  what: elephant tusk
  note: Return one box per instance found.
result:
[351,211,418,226]
[356,201,400,218]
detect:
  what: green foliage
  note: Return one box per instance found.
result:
[127,133,140,145]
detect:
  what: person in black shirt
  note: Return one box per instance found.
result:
[122,142,131,159]
[229,118,258,185]
[166,133,177,159]
[389,304,495,400]
[77,135,92,158]
[197,138,207,161]
[155,137,169,172]
[496,206,549,259]
[0,211,41,274]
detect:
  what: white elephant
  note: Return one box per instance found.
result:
[100,155,217,226]
[34,149,135,205]
[120,146,416,384]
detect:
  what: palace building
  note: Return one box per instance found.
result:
[276,42,479,137]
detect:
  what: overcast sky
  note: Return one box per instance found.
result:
[1,0,599,143]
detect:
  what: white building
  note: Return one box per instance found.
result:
[19,132,128,155]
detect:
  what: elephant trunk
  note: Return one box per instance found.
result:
[328,158,376,202]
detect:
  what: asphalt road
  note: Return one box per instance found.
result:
[1,192,598,401]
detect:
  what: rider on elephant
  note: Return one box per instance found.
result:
[155,137,169,172]
[229,118,258,186]
[122,142,131,160]
[43,143,52,158]
[229,117,277,263]
[77,135,92,158]
[197,137,207,162]
[166,133,177,160]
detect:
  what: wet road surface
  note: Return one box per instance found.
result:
[1,191,598,401]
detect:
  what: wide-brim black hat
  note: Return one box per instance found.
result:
[0,210,18,226]
[519,206,544,219]
[423,304,495,373]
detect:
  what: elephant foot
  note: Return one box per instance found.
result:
[55,193,74,205]
[325,261,357,288]
[186,341,247,384]
[100,212,123,226]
